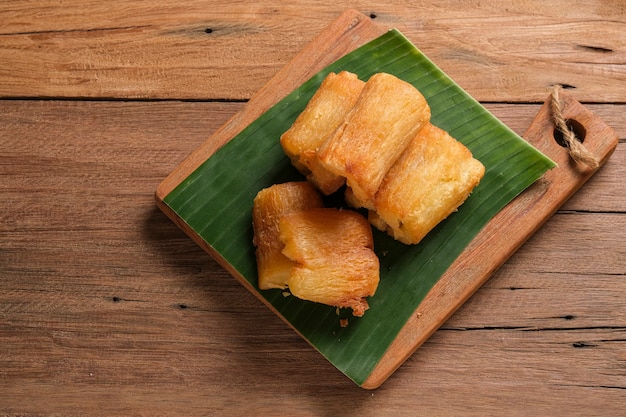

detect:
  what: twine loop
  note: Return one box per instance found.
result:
[550,85,600,169]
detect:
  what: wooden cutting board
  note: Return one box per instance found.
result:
[156,9,618,389]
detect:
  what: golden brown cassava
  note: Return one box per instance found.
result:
[318,72,431,207]
[252,182,324,290]
[372,123,485,244]
[279,208,380,317]
[280,71,365,195]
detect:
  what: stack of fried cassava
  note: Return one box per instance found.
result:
[252,71,485,317]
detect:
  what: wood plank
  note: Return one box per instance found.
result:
[1,99,624,413]
[1,1,624,101]
[2,100,621,212]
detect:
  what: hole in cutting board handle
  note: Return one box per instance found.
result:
[553,118,587,147]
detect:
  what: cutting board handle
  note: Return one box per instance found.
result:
[529,87,617,174]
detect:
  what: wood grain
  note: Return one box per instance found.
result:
[0,0,624,101]
[1,97,624,414]
[1,1,625,415]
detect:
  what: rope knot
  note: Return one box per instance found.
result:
[550,85,600,170]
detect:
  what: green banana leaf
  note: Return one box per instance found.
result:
[162,29,556,385]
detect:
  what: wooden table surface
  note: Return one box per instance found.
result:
[1,1,624,415]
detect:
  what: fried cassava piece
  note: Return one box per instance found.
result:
[318,72,431,207]
[252,182,323,290]
[280,71,365,195]
[252,183,379,316]
[279,208,379,317]
[366,123,485,244]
